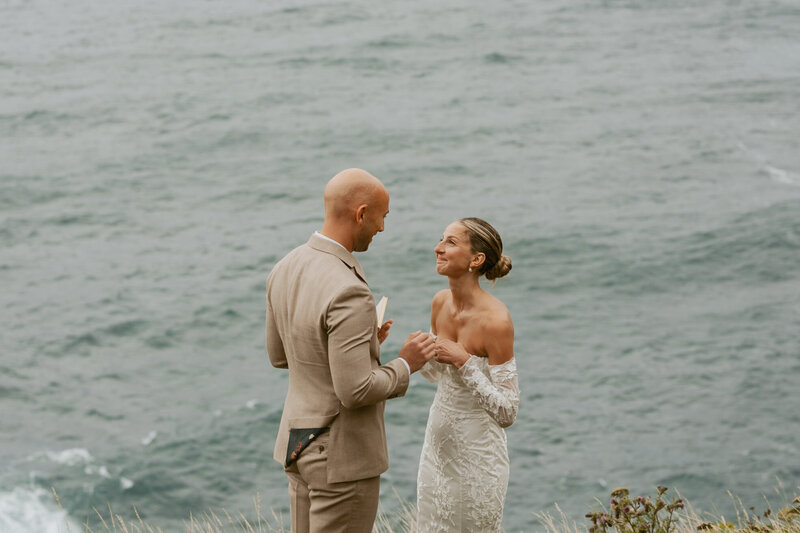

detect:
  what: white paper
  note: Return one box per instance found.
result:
[376,296,388,325]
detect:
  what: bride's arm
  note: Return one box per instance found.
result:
[419,290,449,383]
[459,356,519,428]
[435,319,519,427]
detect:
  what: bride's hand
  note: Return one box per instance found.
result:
[434,338,470,369]
[377,320,393,344]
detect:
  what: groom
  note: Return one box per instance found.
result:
[266,168,435,533]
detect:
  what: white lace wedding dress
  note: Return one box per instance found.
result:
[416,354,520,532]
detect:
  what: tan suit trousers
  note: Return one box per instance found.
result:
[285,432,380,533]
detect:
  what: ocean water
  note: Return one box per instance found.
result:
[2,0,800,531]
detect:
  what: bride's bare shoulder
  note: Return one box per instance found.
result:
[481,291,511,316]
[432,289,450,309]
[480,298,514,363]
[430,290,451,335]
[480,295,514,336]
[431,290,450,319]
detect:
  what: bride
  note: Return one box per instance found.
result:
[416,217,519,532]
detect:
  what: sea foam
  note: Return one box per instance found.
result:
[0,487,80,533]
[44,448,92,466]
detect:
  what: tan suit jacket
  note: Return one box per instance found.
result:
[266,234,410,484]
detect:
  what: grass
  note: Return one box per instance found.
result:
[534,485,800,533]
[54,487,418,533]
[55,486,799,533]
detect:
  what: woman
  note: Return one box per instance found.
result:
[416,217,519,532]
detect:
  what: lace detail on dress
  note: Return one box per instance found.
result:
[417,355,516,532]
[458,356,519,428]
[419,358,446,383]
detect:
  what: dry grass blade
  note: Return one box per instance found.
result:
[253,493,262,533]
[92,506,111,532]
[223,508,237,527]
[534,503,585,533]
[374,489,418,533]
[134,506,149,532]
[116,512,131,533]
[270,508,285,533]
[238,510,256,533]
[207,509,225,528]
[50,488,74,533]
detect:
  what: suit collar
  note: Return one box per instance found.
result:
[307,234,368,284]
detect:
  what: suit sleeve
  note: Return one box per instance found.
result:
[327,284,409,409]
[266,278,288,369]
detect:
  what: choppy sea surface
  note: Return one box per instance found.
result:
[2,0,800,531]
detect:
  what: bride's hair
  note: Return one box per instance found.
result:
[458,217,512,281]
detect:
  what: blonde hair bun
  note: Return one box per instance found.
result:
[485,254,512,281]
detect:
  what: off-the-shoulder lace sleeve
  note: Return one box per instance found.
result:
[419,358,447,383]
[458,356,519,428]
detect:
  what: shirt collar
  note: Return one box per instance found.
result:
[308,233,367,284]
[314,231,348,251]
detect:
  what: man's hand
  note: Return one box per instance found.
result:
[378,319,393,344]
[433,338,470,369]
[398,331,436,373]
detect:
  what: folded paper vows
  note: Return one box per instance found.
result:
[376,296,388,325]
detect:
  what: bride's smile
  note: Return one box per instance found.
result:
[434,221,484,276]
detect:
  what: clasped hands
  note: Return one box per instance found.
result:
[430,337,470,369]
[392,328,470,373]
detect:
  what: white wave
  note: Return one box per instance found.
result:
[44,448,92,466]
[246,399,258,409]
[736,140,797,186]
[84,465,111,479]
[0,487,80,533]
[765,165,797,185]
[42,447,131,490]
[141,430,157,446]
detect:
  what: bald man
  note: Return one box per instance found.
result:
[266,169,435,533]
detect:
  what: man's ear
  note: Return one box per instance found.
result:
[355,204,368,223]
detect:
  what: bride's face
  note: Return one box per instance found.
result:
[434,222,477,276]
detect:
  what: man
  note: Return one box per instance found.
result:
[266,168,435,533]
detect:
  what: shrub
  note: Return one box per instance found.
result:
[585,486,686,533]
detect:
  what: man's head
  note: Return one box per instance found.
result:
[321,168,389,252]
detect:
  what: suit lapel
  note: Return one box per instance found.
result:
[307,234,380,364]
